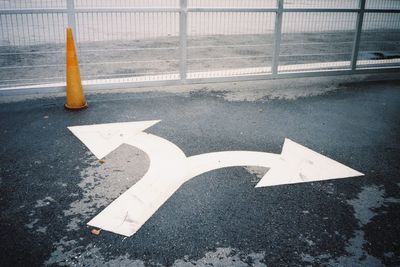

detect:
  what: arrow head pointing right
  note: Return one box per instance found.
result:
[255,139,364,187]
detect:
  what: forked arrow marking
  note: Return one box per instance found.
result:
[68,120,363,237]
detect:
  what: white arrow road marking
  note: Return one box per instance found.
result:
[68,120,160,159]
[256,138,364,187]
[68,121,364,237]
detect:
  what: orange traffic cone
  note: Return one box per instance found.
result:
[65,27,87,110]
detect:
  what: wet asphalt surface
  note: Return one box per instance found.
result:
[0,80,400,266]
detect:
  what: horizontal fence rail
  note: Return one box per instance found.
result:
[0,0,399,93]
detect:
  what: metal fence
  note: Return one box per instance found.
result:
[0,0,399,93]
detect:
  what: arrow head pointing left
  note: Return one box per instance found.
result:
[68,120,160,159]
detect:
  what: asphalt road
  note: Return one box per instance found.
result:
[0,77,400,266]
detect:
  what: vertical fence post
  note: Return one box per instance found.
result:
[272,0,283,75]
[179,0,188,81]
[351,0,366,70]
[67,0,77,38]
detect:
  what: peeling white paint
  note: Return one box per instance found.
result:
[173,247,266,267]
[25,218,39,229]
[34,196,55,208]
[63,144,149,231]
[347,185,385,226]
[298,184,400,266]
[46,243,265,267]
[303,185,395,266]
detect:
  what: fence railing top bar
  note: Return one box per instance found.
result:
[0,8,182,14]
[187,8,382,13]
[363,9,400,13]
[2,7,399,15]
[188,7,278,12]
[0,8,67,14]
[282,8,360,12]
[74,7,181,13]
[282,8,400,13]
